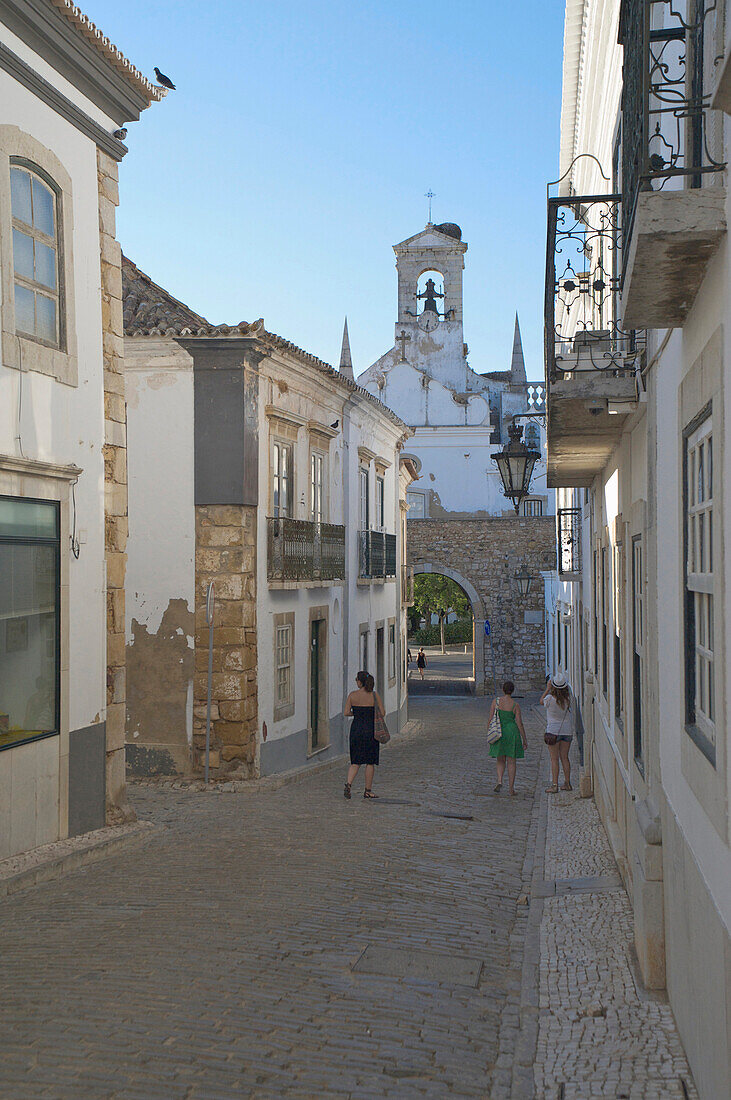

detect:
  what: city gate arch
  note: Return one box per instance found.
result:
[410,561,486,695]
[407,517,556,695]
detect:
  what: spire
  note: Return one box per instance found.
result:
[339,317,354,380]
[510,312,526,382]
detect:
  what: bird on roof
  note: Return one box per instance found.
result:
[154,67,176,90]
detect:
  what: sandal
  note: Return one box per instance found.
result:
[510,789,517,797]
[343,782,351,800]
[545,784,558,794]
[561,783,573,791]
[363,789,378,799]
[493,783,502,793]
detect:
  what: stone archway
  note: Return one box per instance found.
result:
[407,517,556,695]
[410,561,487,695]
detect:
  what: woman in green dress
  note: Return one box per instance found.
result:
[487,680,528,796]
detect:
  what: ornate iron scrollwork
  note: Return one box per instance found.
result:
[620,0,726,243]
[558,508,582,575]
[545,195,646,381]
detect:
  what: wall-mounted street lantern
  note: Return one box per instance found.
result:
[515,566,533,597]
[494,422,541,513]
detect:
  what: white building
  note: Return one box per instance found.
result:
[358,222,552,520]
[123,259,414,779]
[0,1,161,858]
[545,2,731,1095]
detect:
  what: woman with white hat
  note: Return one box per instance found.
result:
[540,673,574,793]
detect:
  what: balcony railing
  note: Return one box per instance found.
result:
[267,518,345,582]
[620,0,726,249]
[557,508,581,576]
[546,195,645,382]
[359,530,397,579]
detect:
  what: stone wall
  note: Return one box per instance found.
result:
[407,516,555,693]
[97,149,132,823]
[194,505,258,776]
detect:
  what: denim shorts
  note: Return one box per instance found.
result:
[555,734,573,743]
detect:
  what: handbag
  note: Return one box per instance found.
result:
[374,711,390,744]
[487,703,502,745]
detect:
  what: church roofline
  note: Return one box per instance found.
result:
[393,224,468,252]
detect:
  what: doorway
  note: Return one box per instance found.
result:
[309,617,327,751]
[376,624,385,700]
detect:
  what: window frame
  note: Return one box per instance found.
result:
[272,438,294,519]
[614,541,624,731]
[10,159,63,351]
[359,467,370,530]
[0,129,79,386]
[632,534,644,771]
[388,619,397,686]
[683,403,716,764]
[522,498,544,517]
[0,494,61,753]
[310,448,325,524]
[376,474,385,529]
[273,612,295,722]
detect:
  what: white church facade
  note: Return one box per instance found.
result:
[354,221,556,694]
[357,222,552,521]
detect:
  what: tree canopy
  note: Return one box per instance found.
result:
[412,574,472,651]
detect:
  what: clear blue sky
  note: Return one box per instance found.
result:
[87,0,564,380]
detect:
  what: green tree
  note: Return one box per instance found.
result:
[412,574,472,653]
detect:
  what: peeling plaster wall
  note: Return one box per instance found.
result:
[124,341,195,772]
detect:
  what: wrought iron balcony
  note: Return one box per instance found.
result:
[557,508,582,576]
[359,530,397,579]
[620,0,727,327]
[267,518,345,583]
[545,194,645,486]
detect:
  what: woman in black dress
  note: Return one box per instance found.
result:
[343,671,385,800]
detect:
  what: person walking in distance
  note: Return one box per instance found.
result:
[487,681,528,796]
[343,671,385,800]
[416,647,427,680]
[540,673,574,792]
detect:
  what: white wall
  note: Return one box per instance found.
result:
[0,41,112,853]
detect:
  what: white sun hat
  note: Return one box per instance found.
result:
[551,672,568,689]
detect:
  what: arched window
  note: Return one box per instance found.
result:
[10,162,61,347]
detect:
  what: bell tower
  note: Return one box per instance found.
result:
[391,222,469,389]
[395,222,468,327]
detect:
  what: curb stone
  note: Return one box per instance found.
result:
[0,820,157,898]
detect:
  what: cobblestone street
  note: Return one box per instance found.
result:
[0,697,696,1099]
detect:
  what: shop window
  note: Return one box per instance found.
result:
[0,497,59,750]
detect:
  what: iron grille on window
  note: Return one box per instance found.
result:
[268,518,345,582]
[546,195,646,382]
[620,0,726,249]
[558,508,581,575]
[359,530,397,578]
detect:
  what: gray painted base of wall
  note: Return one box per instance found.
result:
[68,722,106,836]
[261,711,400,777]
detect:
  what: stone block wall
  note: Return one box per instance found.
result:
[407,516,556,693]
[194,505,258,776]
[97,148,132,823]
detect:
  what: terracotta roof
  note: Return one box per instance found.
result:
[122,255,211,335]
[121,256,410,433]
[49,0,166,104]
